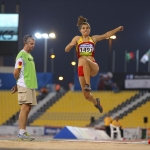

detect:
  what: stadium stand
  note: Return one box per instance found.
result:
[1,90,39,125]
[31,90,139,127]
[120,99,150,128]
[94,91,140,126]
[27,89,66,125]
[0,91,20,125]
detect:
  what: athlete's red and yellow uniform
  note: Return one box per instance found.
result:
[76,36,95,58]
[76,36,97,76]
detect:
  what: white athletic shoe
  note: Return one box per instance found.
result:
[18,132,35,141]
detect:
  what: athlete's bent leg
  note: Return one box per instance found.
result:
[78,57,99,92]
[78,58,90,86]
[79,76,103,113]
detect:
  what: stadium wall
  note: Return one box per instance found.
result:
[0,126,148,140]
[0,72,53,90]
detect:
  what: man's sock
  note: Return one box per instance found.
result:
[19,129,26,135]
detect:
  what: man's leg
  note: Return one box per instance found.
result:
[18,103,31,136]
[19,104,31,130]
[107,126,111,137]
[18,103,35,141]
[120,128,124,138]
[17,86,36,141]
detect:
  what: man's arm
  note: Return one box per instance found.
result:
[11,68,21,94]
[13,68,21,80]
[11,58,22,94]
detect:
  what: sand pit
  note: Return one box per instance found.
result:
[0,139,149,150]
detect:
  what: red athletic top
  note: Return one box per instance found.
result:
[76,36,95,58]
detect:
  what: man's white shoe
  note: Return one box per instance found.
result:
[18,132,35,141]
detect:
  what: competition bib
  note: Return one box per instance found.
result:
[79,43,94,56]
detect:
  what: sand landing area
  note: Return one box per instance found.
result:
[0,139,149,150]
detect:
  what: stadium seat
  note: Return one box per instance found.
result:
[31,90,139,127]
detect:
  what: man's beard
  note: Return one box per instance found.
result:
[29,48,34,52]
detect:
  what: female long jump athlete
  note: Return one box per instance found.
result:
[65,16,123,113]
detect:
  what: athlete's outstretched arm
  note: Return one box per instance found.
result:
[92,26,124,43]
[65,36,79,52]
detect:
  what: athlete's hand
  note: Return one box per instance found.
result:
[118,26,124,31]
[11,85,18,94]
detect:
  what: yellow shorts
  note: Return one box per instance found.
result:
[17,85,37,105]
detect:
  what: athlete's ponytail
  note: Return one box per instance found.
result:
[77,16,90,30]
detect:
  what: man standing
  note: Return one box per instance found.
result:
[104,114,113,137]
[11,35,37,141]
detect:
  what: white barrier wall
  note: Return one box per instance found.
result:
[124,127,142,140]
[0,125,146,140]
[0,126,44,135]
